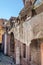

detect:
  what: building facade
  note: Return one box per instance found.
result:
[0,19,8,52]
[2,0,43,65]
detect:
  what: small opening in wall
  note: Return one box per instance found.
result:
[23,44,26,58]
[31,9,37,17]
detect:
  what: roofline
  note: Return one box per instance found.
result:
[34,2,43,9]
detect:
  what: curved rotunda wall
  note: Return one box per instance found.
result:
[8,12,43,48]
[7,12,43,65]
[30,12,43,39]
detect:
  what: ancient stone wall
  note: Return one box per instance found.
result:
[30,40,41,65]
[8,12,43,65]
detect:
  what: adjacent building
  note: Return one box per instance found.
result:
[0,19,8,52]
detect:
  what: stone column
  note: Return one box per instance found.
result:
[4,33,7,55]
[16,47,20,65]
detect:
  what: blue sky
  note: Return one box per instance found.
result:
[0,0,24,19]
[35,0,42,5]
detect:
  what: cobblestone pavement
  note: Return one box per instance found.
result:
[0,53,15,65]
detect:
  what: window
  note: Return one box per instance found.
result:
[31,9,37,17]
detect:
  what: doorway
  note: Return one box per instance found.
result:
[30,39,41,65]
[0,44,2,52]
[10,32,14,56]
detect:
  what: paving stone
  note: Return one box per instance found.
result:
[0,53,15,65]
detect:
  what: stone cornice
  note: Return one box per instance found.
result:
[19,2,43,22]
